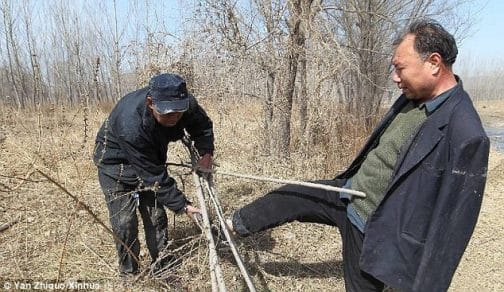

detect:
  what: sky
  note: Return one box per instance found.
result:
[456,0,504,66]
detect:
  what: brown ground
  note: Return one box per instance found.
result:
[0,99,502,291]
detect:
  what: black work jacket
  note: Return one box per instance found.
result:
[94,88,214,212]
[337,82,489,291]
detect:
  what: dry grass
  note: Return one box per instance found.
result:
[0,98,366,291]
[474,99,504,128]
[0,98,502,291]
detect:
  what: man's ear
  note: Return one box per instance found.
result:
[146,96,154,110]
[427,52,442,74]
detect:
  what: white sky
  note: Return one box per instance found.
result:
[457,0,504,66]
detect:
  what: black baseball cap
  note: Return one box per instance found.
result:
[148,73,189,114]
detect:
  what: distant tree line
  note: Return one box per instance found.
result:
[0,0,479,157]
[455,57,504,102]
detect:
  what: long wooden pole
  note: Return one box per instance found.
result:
[182,136,226,292]
[192,172,227,292]
[202,178,257,292]
[214,170,366,198]
[166,162,366,198]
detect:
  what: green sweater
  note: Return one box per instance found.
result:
[351,100,427,223]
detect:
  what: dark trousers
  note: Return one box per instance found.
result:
[98,170,169,274]
[232,180,384,292]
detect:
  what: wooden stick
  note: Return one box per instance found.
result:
[202,178,257,292]
[192,171,227,292]
[0,216,21,233]
[215,170,366,198]
[80,240,116,273]
[36,170,141,265]
[182,136,226,292]
[166,162,366,198]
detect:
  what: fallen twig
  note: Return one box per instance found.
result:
[56,202,79,282]
[80,240,116,273]
[0,216,21,233]
[36,170,140,266]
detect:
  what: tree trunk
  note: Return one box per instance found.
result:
[2,0,23,108]
[272,61,296,157]
[263,70,275,154]
[112,0,122,99]
[271,0,308,158]
[298,44,308,136]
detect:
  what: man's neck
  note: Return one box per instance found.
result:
[432,72,457,98]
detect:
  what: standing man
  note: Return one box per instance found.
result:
[93,73,214,276]
[227,19,489,291]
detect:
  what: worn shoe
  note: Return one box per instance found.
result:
[151,255,179,277]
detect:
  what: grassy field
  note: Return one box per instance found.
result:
[0,99,503,291]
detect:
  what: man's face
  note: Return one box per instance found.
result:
[152,110,183,127]
[391,34,437,102]
[147,97,184,127]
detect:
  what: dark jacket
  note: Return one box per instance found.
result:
[94,87,214,212]
[337,82,489,291]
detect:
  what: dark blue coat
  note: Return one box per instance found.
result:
[94,87,214,212]
[337,83,489,291]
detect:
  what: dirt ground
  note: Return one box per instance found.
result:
[0,99,503,291]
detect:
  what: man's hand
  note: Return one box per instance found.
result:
[185,205,203,227]
[195,153,213,175]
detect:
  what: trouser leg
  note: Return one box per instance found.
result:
[137,191,169,263]
[232,180,347,235]
[232,179,384,291]
[98,171,140,275]
[341,217,384,292]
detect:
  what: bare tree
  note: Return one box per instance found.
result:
[320,0,474,129]
[196,0,318,157]
[0,0,482,114]
[112,0,122,99]
[1,0,27,108]
[21,0,44,104]
[270,0,315,156]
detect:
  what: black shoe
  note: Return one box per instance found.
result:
[151,255,179,277]
[211,222,233,249]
